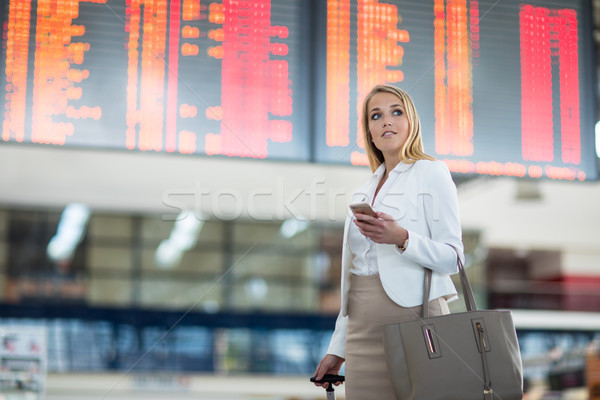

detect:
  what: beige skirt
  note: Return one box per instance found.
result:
[345,274,450,400]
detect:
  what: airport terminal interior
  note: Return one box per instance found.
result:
[1,0,600,399]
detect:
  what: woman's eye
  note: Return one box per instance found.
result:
[371,113,380,120]
[393,109,403,116]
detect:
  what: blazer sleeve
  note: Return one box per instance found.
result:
[326,310,348,358]
[398,161,464,275]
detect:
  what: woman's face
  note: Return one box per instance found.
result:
[367,92,410,160]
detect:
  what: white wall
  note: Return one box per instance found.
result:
[0,144,370,222]
[2,144,599,276]
[458,176,600,276]
[44,373,337,400]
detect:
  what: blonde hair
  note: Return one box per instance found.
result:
[361,84,434,172]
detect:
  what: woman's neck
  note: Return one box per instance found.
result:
[383,156,400,175]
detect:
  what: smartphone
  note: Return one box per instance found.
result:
[349,202,378,218]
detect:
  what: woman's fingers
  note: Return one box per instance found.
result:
[376,211,394,220]
[313,355,345,389]
[354,218,385,235]
[355,214,404,244]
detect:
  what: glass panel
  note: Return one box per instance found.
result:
[141,217,224,245]
[234,220,318,249]
[194,220,225,246]
[0,209,8,236]
[7,210,60,276]
[87,214,133,242]
[0,241,7,267]
[140,216,175,242]
[0,210,6,291]
[138,280,222,311]
[231,252,310,279]
[0,206,345,313]
[87,277,131,306]
[217,328,252,373]
[88,246,132,270]
[140,248,223,273]
[269,329,315,374]
[228,281,318,312]
[170,326,214,371]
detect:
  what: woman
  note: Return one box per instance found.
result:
[313,84,464,399]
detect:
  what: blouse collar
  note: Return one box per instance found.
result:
[373,161,413,179]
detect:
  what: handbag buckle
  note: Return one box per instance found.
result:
[483,387,493,400]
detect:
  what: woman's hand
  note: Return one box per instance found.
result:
[354,211,408,246]
[313,354,345,389]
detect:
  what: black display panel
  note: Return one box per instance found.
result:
[314,0,597,181]
[1,0,310,160]
[1,0,597,180]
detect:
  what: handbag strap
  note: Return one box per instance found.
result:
[422,246,477,318]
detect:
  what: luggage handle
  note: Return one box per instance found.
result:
[310,374,345,393]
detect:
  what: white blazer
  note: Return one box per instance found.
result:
[326,159,464,358]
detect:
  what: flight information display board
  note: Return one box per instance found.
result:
[1,0,597,180]
[1,0,310,160]
[314,0,597,180]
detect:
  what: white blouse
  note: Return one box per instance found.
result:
[348,162,414,276]
[347,218,379,275]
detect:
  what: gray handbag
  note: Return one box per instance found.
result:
[383,255,523,400]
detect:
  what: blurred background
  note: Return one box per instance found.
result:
[1,0,600,399]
